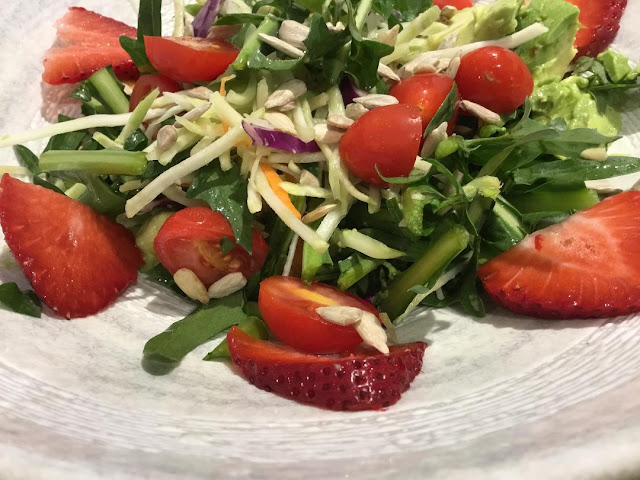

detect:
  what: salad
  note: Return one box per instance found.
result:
[0,0,639,411]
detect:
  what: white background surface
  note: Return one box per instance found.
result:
[1,1,640,479]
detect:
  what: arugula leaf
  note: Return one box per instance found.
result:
[33,176,65,194]
[261,196,305,278]
[13,145,40,174]
[43,115,91,153]
[215,13,267,25]
[513,156,640,185]
[345,39,393,90]
[424,83,458,137]
[392,0,433,21]
[304,13,348,62]
[0,282,41,318]
[137,0,162,38]
[187,162,253,253]
[142,292,247,375]
[246,51,303,71]
[375,166,429,185]
[481,196,527,256]
[203,316,269,361]
[120,36,154,73]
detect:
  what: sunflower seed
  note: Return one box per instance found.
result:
[173,268,209,304]
[180,103,212,124]
[207,272,247,299]
[185,86,214,100]
[302,203,338,224]
[299,169,320,187]
[444,55,461,78]
[264,111,298,135]
[156,125,178,152]
[327,115,354,130]
[345,102,369,120]
[315,306,362,326]
[377,62,401,82]
[278,20,310,50]
[377,24,400,46]
[326,21,346,32]
[460,100,501,125]
[258,33,305,59]
[265,79,307,109]
[354,94,398,109]
[421,122,448,158]
[314,123,344,143]
[355,312,389,354]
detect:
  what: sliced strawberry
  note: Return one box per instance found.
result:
[566,0,627,58]
[0,175,143,319]
[42,7,139,85]
[227,327,427,411]
[479,192,640,319]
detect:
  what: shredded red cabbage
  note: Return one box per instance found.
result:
[192,0,222,38]
[242,121,320,154]
[340,77,367,105]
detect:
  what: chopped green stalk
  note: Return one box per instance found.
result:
[233,16,279,70]
[507,187,599,214]
[88,68,130,114]
[116,88,159,144]
[380,224,470,320]
[327,86,346,117]
[203,316,269,361]
[40,150,147,176]
[335,229,405,259]
[64,183,88,200]
[337,253,381,290]
[493,197,527,241]
[302,236,332,282]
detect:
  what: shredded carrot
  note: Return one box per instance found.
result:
[259,163,302,219]
[219,74,236,97]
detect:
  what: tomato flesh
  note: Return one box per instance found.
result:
[258,276,381,354]
[153,207,268,287]
[144,36,239,83]
[339,103,422,187]
[129,73,181,111]
[433,0,473,8]
[390,73,459,134]
[455,46,534,114]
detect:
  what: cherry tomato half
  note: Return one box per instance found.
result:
[339,103,422,187]
[390,73,459,134]
[153,206,268,287]
[433,0,473,9]
[144,36,239,83]
[129,73,181,111]
[258,276,381,354]
[455,46,534,114]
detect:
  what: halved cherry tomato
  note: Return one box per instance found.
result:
[153,207,268,287]
[144,36,239,83]
[129,73,181,111]
[258,276,381,354]
[390,73,459,134]
[455,46,534,114]
[339,103,422,187]
[433,0,473,8]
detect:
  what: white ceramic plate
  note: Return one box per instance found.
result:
[1,2,640,479]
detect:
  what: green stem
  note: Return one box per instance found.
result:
[116,88,159,144]
[380,224,470,320]
[232,15,279,70]
[354,0,373,31]
[507,187,599,214]
[337,253,381,290]
[40,150,147,176]
[88,68,130,114]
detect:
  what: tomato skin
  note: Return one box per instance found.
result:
[433,0,473,8]
[339,103,422,187]
[153,207,268,287]
[258,276,381,354]
[144,36,239,83]
[129,74,181,111]
[455,46,534,114]
[390,73,459,134]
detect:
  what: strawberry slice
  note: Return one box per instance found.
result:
[227,327,427,411]
[566,0,627,58]
[0,175,143,319]
[42,7,139,85]
[478,192,640,319]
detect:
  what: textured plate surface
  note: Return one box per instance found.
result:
[1,2,640,479]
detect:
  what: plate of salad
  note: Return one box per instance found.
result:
[1,0,640,478]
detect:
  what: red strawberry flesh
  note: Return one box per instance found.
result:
[42,7,139,85]
[0,175,143,319]
[567,0,627,58]
[227,327,427,411]
[478,192,640,319]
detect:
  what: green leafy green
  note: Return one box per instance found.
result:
[187,162,253,253]
[513,156,640,185]
[13,145,40,174]
[119,0,162,72]
[261,196,305,279]
[142,292,247,375]
[345,39,394,90]
[424,83,458,137]
[203,316,269,361]
[0,282,42,318]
